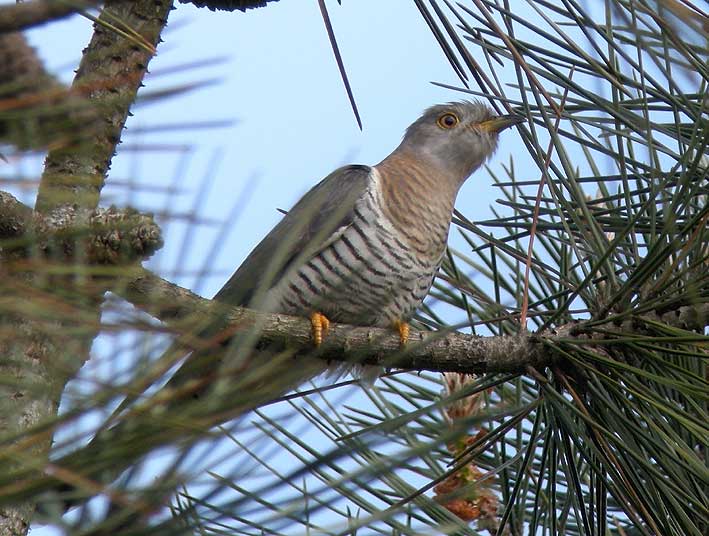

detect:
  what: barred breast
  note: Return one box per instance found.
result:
[266,168,451,327]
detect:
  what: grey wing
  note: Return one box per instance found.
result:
[215,164,372,307]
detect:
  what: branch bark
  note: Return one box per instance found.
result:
[119,267,709,371]
[120,265,709,343]
[0,0,93,33]
[119,269,553,374]
[0,191,162,264]
[35,0,172,214]
[1,189,706,376]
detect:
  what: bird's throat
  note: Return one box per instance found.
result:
[375,151,460,258]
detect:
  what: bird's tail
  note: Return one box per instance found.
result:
[36,336,327,517]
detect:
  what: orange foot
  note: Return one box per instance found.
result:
[310,312,331,346]
[393,320,410,347]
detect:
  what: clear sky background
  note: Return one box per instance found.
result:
[11,2,529,533]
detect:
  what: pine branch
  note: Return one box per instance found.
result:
[0,1,172,533]
[0,33,72,151]
[35,0,172,214]
[0,0,97,33]
[1,191,162,262]
[120,268,554,375]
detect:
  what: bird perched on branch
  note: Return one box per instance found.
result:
[41,101,522,515]
[176,100,524,391]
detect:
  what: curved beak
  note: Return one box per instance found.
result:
[478,114,525,134]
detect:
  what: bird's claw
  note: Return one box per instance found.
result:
[393,320,410,347]
[310,312,330,346]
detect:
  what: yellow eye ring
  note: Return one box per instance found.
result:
[437,112,459,129]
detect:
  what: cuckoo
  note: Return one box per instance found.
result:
[42,101,523,513]
[179,100,524,391]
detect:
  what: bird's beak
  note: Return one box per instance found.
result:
[478,114,525,134]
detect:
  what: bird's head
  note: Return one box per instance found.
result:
[401,101,523,183]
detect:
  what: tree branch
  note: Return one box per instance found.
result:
[117,268,709,372]
[0,32,73,152]
[0,33,60,95]
[35,0,173,214]
[0,0,93,33]
[1,190,706,374]
[0,191,162,263]
[119,269,552,374]
[0,192,34,240]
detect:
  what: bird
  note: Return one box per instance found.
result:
[40,101,522,514]
[173,100,524,392]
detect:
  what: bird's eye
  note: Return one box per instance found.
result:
[437,112,459,129]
